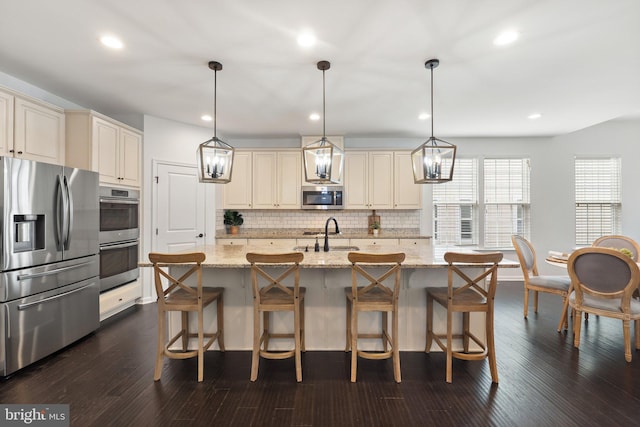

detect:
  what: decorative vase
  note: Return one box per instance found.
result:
[229,225,239,235]
[373,229,379,237]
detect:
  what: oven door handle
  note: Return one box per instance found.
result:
[100,240,139,250]
[99,198,139,205]
[16,261,95,281]
[17,283,94,311]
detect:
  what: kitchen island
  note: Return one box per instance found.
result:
[151,243,519,352]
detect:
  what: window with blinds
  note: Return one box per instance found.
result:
[575,157,621,245]
[432,158,478,245]
[484,158,531,248]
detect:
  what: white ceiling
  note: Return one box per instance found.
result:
[1,0,639,138]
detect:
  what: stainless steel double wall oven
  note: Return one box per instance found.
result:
[99,186,139,293]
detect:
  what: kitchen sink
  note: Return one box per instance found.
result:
[293,246,359,252]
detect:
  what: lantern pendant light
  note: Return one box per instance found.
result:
[303,60,344,184]
[197,61,235,183]
[411,59,456,184]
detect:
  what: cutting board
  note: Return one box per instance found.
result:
[367,210,380,234]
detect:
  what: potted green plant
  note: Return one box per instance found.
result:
[371,221,380,236]
[224,210,244,235]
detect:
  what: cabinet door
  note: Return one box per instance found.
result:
[119,128,141,187]
[368,152,394,209]
[223,151,252,209]
[345,152,368,209]
[0,90,14,156]
[252,152,277,209]
[277,151,301,209]
[14,97,65,165]
[394,152,422,209]
[93,117,120,185]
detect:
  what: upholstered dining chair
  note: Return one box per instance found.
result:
[592,235,640,261]
[426,252,503,383]
[511,235,572,331]
[246,252,305,382]
[345,252,405,383]
[567,247,640,362]
[149,252,225,382]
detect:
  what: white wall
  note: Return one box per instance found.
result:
[140,115,216,300]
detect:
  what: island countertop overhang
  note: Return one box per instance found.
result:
[140,244,520,269]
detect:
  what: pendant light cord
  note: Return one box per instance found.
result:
[430,63,434,138]
[322,68,326,139]
[213,68,217,139]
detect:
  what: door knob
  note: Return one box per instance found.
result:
[196,233,204,238]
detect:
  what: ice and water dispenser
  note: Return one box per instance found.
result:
[13,214,45,252]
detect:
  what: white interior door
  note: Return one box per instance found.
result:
[154,162,205,252]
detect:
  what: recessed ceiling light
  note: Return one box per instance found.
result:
[297,32,316,48]
[309,113,320,121]
[100,35,124,49]
[418,113,430,120]
[528,113,542,119]
[493,29,519,46]
[201,115,212,122]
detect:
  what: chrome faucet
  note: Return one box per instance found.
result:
[324,217,340,252]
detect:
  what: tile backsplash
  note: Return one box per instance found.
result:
[216,209,421,231]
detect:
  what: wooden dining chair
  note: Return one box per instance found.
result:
[426,252,503,383]
[511,235,572,331]
[568,247,640,362]
[592,235,640,261]
[345,252,405,383]
[246,252,305,382]
[149,252,225,382]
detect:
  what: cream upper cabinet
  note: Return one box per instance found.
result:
[0,88,65,165]
[223,151,252,209]
[393,151,422,209]
[66,110,142,188]
[345,151,393,209]
[0,90,13,157]
[252,150,301,209]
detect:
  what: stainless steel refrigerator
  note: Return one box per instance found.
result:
[0,157,100,376]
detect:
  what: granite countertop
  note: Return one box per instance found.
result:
[141,243,519,270]
[215,228,429,240]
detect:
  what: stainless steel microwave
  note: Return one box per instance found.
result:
[301,186,344,210]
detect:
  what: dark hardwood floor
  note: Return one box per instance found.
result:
[2,282,640,427]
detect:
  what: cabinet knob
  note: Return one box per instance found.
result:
[17,151,23,154]
[9,149,14,153]
[196,233,204,238]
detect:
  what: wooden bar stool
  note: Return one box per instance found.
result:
[345,252,405,383]
[149,252,225,382]
[246,252,305,382]
[426,251,502,383]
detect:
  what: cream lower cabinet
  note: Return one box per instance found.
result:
[247,238,297,248]
[344,151,393,209]
[252,151,301,209]
[66,110,142,187]
[0,88,65,164]
[223,151,253,209]
[99,280,142,321]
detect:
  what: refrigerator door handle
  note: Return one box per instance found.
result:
[16,260,95,281]
[5,306,9,340]
[55,174,65,250]
[64,175,73,250]
[17,283,94,311]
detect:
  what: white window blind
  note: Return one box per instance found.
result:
[575,158,621,245]
[484,158,531,248]
[433,158,478,245]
